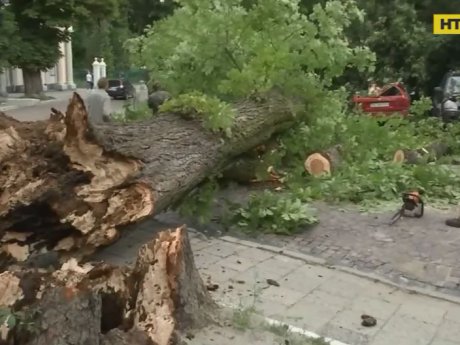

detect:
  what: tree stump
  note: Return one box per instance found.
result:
[0,226,216,345]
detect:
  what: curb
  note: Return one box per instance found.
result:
[218,302,350,345]
[0,105,17,112]
[215,234,460,306]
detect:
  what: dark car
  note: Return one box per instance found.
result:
[106,79,135,100]
[432,70,460,122]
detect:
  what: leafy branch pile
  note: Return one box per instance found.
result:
[127,0,460,234]
[281,97,460,208]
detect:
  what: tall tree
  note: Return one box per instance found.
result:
[0,2,17,69]
[126,0,176,34]
[72,0,133,79]
[5,0,119,97]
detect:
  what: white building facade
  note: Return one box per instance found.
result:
[0,34,75,95]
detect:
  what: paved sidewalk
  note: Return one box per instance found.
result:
[94,226,460,345]
[0,90,80,113]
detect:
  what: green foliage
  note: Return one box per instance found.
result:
[127,0,374,102]
[276,96,460,210]
[0,307,17,329]
[0,307,39,337]
[232,190,318,234]
[112,101,152,122]
[178,179,219,224]
[72,0,134,75]
[354,1,434,85]
[160,92,236,136]
[123,0,460,231]
[6,0,119,71]
[0,4,17,68]
[126,0,177,34]
[409,96,432,119]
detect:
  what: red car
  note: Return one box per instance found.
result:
[352,82,411,116]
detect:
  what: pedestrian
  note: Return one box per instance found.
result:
[86,70,93,89]
[86,77,112,123]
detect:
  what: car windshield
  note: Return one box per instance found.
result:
[379,84,401,96]
[446,76,460,95]
[108,80,121,87]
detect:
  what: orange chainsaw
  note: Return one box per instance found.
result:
[389,191,424,225]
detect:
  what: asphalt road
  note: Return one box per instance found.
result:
[4,90,127,122]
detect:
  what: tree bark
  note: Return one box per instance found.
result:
[0,91,295,264]
[21,68,44,98]
[0,226,216,345]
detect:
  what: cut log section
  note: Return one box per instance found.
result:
[304,145,342,176]
[392,142,450,164]
[0,226,216,345]
[0,91,295,265]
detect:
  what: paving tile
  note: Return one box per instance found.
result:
[349,295,400,321]
[252,255,304,277]
[210,289,254,308]
[316,275,365,300]
[199,266,240,284]
[216,255,257,272]
[301,289,352,310]
[253,299,288,318]
[375,314,437,344]
[395,294,447,325]
[430,338,460,345]
[275,299,341,332]
[370,330,432,345]
[231,264,292,285]
[436,319,460,342]
[194,252,222,269]
[234,247,274,263]
[279,265,326,294]
[320,323,372,345]
[210,279,264,305]
[190,238,213,251]
[444,303,460,322]
[232,201,460,296]
[327,307,384,338]
[259,285,306,306]
[200,242,238,258]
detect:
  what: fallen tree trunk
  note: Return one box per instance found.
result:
[304,145,342,176]
[221,138,283,184]
[392,141,450,164]
[0,91,295,264]
[222,157,283,185]
[0,226,216,345]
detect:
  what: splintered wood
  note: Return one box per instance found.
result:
[0,93,154,264]
[0,227,216,345]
